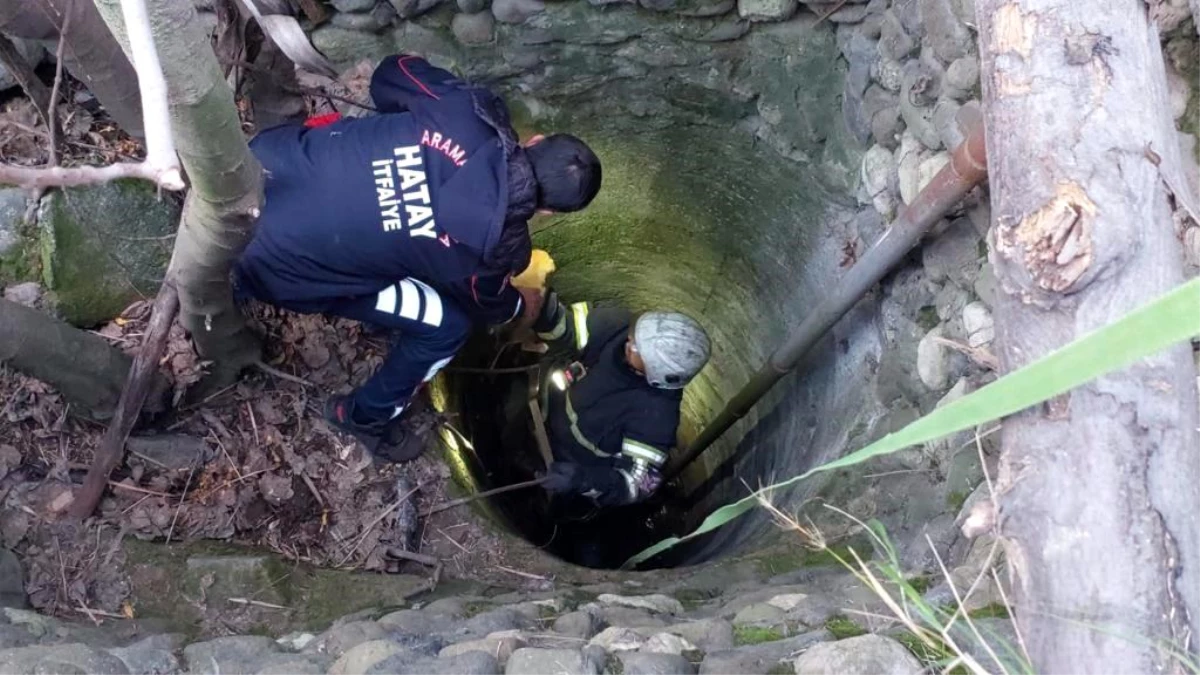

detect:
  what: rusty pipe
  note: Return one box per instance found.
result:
[663,106,988,484]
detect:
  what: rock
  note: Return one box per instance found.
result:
[0,185,33,263]
[899,61,942,150]
[698,631,830,674]
[589,626,646,652]
[183,636,280,674]
[943,55,979,100]
[2,282,40,308]
[918,0,972,63]
[307,621,388,658]
[0,40,46,92]
[792,634,922,674]
[379,609,459,633]
[184,556,286,609]
[934,282,969,321]
[954,618,1022,672]
[331,8,392,32]
[403,651,501,674]
[765,593,808,612]
[827,4,869,21]
[453,11,496,45]
[506,648,600,675]
[922,217,982,287]
[454,608,534,640]
[329,639,406,675]
[620,651,697,675]
[276,632,317,651]
[491,0,545,23]
[896,130,924,205]
[877,10,916,61]
[933,99,963,150]
[871,57,903,92]
[440,631,526,666]
[861,144,897,220]
[553,611,599,639]
[736,0,797,21]
[598,594,684,615]
[917,326,955,390]
[974,263,997,307]
[38,182,179,327]
[732,603,786,628]
[256,657,327,674]
[0,549,26,610]
[917,152,951,193]
[331,0,375,10]
[126,435,209,471]
[642,633,697,655]
[458,0,489,10]
[662,618,735,652]
[842,33,878,144]
[0,643,130,674]
[962,301,994,348]
[388,0,443,17]
[106,635,180,675]
[863,86,903,149]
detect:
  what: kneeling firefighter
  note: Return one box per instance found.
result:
[529,289,711,506]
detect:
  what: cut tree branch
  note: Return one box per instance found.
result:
[69,283,179,519]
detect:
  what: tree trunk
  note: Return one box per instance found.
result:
[977,0,1200,671]
[0,0,144,137]
[0,298,168,419]
[94,0,263,385]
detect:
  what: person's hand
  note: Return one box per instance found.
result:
[542,462,583,495]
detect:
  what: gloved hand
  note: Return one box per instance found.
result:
[636,465,663,499]
[542,462,584,495]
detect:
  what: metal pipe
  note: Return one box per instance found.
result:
[663,106,988,483]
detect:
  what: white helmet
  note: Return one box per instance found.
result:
[633,312,711,390]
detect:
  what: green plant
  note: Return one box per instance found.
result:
[733,625,785,646]
[824,615,867,639]
[625,278,1200,569]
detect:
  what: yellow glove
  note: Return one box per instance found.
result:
[512,249,556,289]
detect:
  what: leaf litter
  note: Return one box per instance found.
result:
[0,300,520,620]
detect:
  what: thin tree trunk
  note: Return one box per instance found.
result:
[0,0,144,137]
[94,0,263,384]
[977,0,1200,671]
[0,298,168,420]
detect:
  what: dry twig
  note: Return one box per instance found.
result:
[423,477,547,517]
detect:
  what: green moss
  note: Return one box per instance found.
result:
[733,625,786,646]
[906,575,935,595]
[894,631,966,673]
[946,490,969,513]
[605,652,625,675]
[917,305,940,331]
[674,587,722,611]
[766,664,795,675]
[824,615,867,640]
[968,603,1010,620]
[755,548,807,576]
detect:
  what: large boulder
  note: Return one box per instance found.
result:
[792,634,923,675]
[38,182,179,326]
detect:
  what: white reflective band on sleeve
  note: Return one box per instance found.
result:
[616,468,638,502]
[571,302,590,350]
[621,439,667,467]
[375,284,397,314]
[410,278,443,327]
[423,354,454,382]
[398,279,421,320]
[390,404,406,420]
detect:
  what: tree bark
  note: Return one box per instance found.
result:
[94,0,264,385]
[0,298,168,420]
[977,0,1200,671]
[0,0,143,137]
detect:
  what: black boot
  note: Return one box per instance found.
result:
[324,395,429,464]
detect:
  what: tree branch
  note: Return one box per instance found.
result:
[69,282,179,519]
[0,0,183,191]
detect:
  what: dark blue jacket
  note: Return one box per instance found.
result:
[236,55,536,325]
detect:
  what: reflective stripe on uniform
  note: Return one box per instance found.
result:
[375,278,443,327]
[621,439,668,467]
[564,392,607,457]
[570,302,590,350]
[616,468,638,502]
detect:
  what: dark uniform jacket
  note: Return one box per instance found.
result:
[235,54,536,326]
[543,305,682,506]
